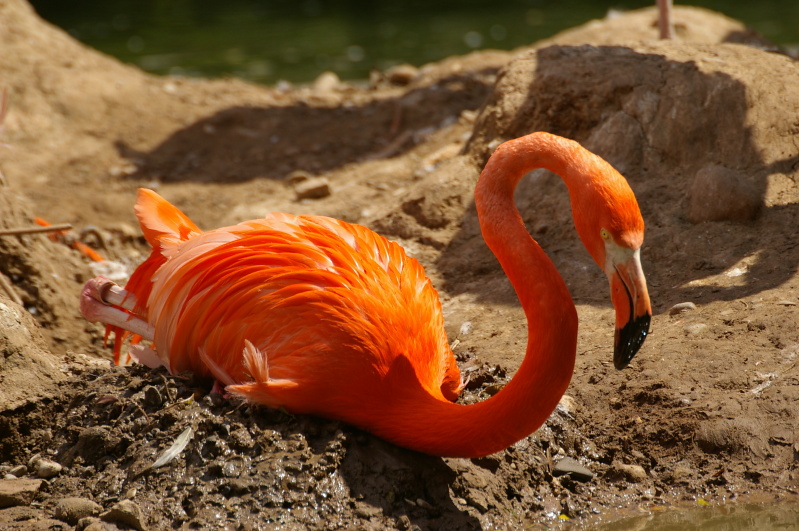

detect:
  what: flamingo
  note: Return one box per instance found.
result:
[80,132,651,458]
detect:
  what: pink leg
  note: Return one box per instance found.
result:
[80,276,155,341]
[657,0,673,39]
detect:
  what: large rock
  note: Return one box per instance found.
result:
[0,478,42,508]
[688,164,761,222]
[466,41,799,225]
[0,299,64,412]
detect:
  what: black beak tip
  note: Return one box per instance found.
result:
[614,313,651,370]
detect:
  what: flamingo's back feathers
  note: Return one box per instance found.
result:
[114,189,462,415]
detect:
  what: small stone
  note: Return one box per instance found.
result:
[670,466,694,482]
[293,176,331,200]
[612,463,648,482]
[9,465,27,477]
[552,457,594,482]
[0,478,42,507]
[687,164,761,223]
[79,517,113,531]
[101,499,147,531]
[286,170,312,184]
[484,383,504,396]
[54,497,103,524]
[142,386,162,408]
[465,489,490,513]
[416,498,433,509]
[386,64,419,86]
[313,71,341,92]
[107,221,139,241]
[684,323,708,336]
[398,514,413,530]
[669,302,697,315]
[33,458,62,479]
[229,427,254,449]
[354,501,382,518]
[557,394,578,416]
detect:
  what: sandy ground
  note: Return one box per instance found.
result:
[1,1,798,529]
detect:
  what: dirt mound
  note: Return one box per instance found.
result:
[1,1,799,529]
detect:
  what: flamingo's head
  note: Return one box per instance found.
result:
[599,226,651,369]
[570,161,652,369]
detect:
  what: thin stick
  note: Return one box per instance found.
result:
[0,271,23,306]
[0,223,73,236]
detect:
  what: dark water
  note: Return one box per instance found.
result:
[29,0,799,85]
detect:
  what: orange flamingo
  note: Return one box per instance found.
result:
[80,132,651,458]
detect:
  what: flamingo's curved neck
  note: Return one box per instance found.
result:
[373,133,583,457]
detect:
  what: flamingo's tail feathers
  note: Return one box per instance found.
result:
[225,340,298,408]
[241,340,270,383]
[134,188,202,257]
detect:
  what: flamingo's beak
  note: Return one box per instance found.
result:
[608,248,651,369]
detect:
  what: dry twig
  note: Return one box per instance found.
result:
[0,223,73,236]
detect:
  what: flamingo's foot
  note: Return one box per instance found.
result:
[209,379,234,400]
[80,276,155,341]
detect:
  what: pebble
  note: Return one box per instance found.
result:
[36,460,62,479]
[684,323,708,336]
[142,386,162,408]
[79,517,113,531]
[416,498,432,509]
[552,457,594,482]
[465,489,490,513]
[670,466,694,482]
[0,478,43,507]
[386,64,419,86]
[669,302,697,316]
[612,463,648,482]
[287,170,311,184]
[557,394,578,416]
[293,176,331,200]
[354,501,382,518]
[229,427,255,449]
[101,499,147,531]
[28,456,62,479]
[54,496,102,524]
[8,465,27,477]
[312,71,341,93]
